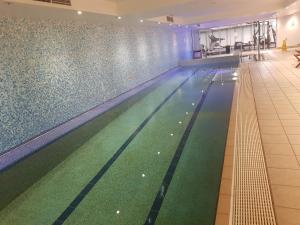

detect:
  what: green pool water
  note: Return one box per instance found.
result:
[0,65,236,225]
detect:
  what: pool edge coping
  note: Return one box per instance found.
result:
[214,68,239,225]
[0,67,181,172]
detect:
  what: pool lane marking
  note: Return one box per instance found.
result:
[52,68,210,225]
[144,78,215,225]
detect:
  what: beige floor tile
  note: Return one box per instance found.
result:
[257,113,279,120]
[258,120,282,127]
[219,179,232,195]
[274,104,293,108]
[257,109,277,114]
[272,185,300,209]
[259,125,285,134]
[263,143,294,155]
[276,207,300,225]
[265,155,300,169]
[261,134,289,144]
[223,155,233,166]
[224,145,234,155]
[284,126,300,135]
[222,166,233,180]
[268,168,300,186]
[278,114,300,120]
[225,138,235,148]
[292,145,300,155]
[277,108,298,114]
[288,135,300,145]
[281,120,300,127]
[215,213,229,225]
[217,195,231,214]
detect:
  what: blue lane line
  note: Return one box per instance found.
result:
[52,68,210,225]
[144,75,216,225]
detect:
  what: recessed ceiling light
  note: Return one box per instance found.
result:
[140,19,144,23]
[77,11,82,15]
[158,21,161,24]
[116,210,120,214]
[117,16,122,20]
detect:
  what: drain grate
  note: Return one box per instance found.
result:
[230,64,276,225]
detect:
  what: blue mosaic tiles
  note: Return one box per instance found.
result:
[0,16,192,154]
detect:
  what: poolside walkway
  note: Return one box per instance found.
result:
[251,49,300,225]
[217,49,300,225]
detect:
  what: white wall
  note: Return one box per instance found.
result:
[0,15,192,154]
[277,11,300,47]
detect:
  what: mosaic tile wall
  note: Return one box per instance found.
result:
[0,16,192,154]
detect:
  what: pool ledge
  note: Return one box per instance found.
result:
[214,67,238,225]
[216,63,277,225]
[0,67,180,172]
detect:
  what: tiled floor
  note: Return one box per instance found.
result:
[216,49,300,225]
[250,49,300,225]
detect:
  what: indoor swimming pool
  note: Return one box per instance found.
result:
[0,64,237,225]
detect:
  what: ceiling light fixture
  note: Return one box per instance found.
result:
[117,16,122,20]
[77,10,82,15]
[140,19,144,23]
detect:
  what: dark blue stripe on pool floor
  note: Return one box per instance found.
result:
[144,79,215,225]
[52,69,209,225]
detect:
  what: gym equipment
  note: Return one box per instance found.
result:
[252,21,277,50]
[208,34,224,51]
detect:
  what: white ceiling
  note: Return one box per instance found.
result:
[4,0,298,26]
[109,0,295,23]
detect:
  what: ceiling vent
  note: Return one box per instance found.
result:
[34,0,71,6]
